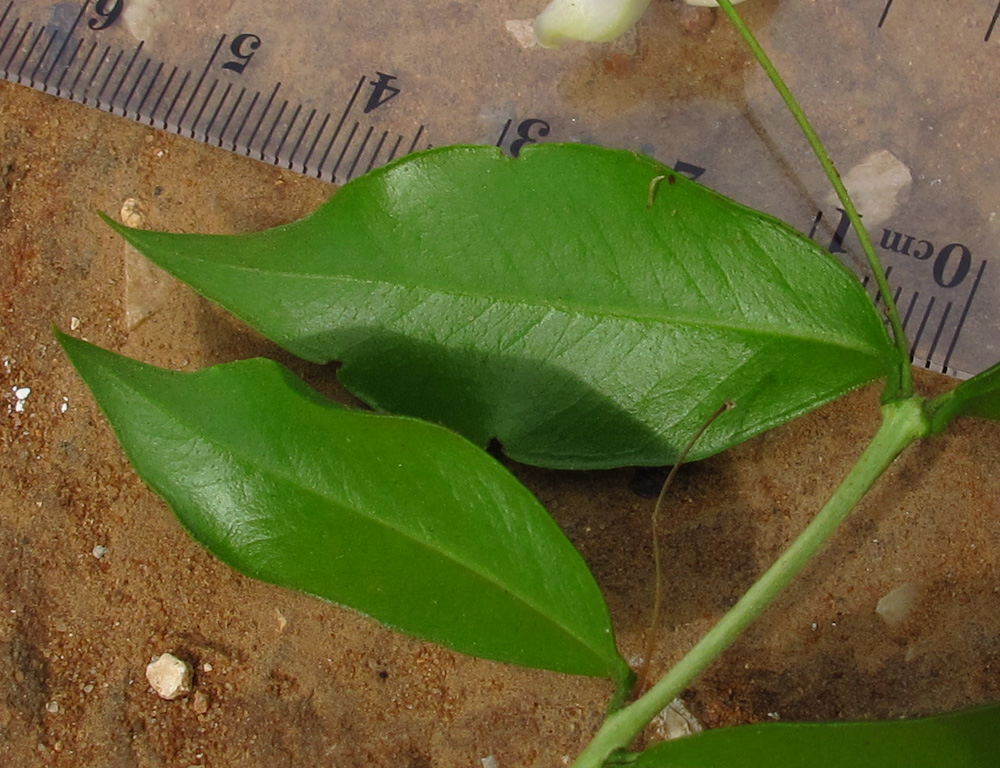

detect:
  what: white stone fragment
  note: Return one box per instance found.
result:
[92,545,109,559]
[145,653,193,700]
[826,149,912,229]
[120,197,176,331]
[13,386,30,413]
[649,698,703,741]
[506,19,539,48]
[274,608,288,633]
[876,582,921,628]
[481,756,499,768]
[120,198,146,228]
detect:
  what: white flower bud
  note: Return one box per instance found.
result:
[535,0,652,48]
[534,0,750,48]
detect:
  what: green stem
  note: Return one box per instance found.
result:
[572,397,929,768]
[716,0,913,399]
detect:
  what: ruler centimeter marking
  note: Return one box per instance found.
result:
[0,1,429,183]
[860,258,986,378]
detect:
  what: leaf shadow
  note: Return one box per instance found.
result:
[328,328,688,470]
[510,448,760,665]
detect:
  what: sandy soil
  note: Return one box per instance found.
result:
[1,75,999,768]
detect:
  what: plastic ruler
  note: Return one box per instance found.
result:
[2,0,997,378]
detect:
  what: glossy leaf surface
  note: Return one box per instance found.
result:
[634,704,1000,767]
[928,360,1000,434]
[57,330,629,681]
[105,143,895,468]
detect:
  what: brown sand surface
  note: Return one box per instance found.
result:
[1,78,998,767]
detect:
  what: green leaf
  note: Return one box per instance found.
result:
[103,143,896,469]
[927,360,1000,434]
[633,704,1000,768]
[56,329,629,682]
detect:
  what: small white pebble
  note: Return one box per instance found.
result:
[145,653,193,700]
[481,756,499,768]
[824,149,911,229]
[876,583,921,628]
[13,386,31,413]
[45,701,59,714]
[505,19,539,48]
[92,545,109,559]
[652,698,703,740]
[83,684,94,694]
[70,316,81,330]
[201,662,213,672]
[120,198,146,228]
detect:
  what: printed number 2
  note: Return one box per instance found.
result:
[88,0,123,31]
[498,118,551,157]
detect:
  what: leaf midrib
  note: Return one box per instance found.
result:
[122,367,612,671]
[173,251,888,360]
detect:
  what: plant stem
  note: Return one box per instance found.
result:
[572,397,929,768]
[715,0,913,399]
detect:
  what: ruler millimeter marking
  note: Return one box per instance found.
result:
[0,0,428,183]
[860,260,988,378]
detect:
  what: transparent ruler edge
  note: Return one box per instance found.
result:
[0,0,992,380]
[0,1,433,183]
